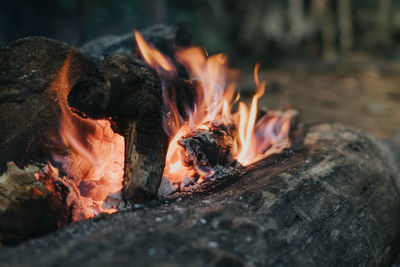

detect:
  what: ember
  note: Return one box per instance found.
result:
[48,54,125,220]
[135,31,293,189]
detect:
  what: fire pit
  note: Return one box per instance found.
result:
[0,25,400,266]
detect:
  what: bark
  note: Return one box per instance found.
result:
[0,124,399,266]
[338,0,353,51]
[288,0,307,46]
[310,0,337,61]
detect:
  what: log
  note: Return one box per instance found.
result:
[161,122,240,192]
[67,54,168,201]
[0,124,399,266]
[0,162,70,245]
[0,33,195,205]
[0,36,90,173]
[0,34,192,242]
[179,123,237,171]
[0,36,99,244]
[175,109,300,174]
[159,112,298,195]
[67,54,195,200]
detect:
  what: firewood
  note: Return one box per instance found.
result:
[0,162,70,245]
[1,124,399,266]
[67,54,195,201]
[0,36,99,244]
[1,34,194,206]
[0,37,78,173]
[178,122,238,176]
[0,34,193,244]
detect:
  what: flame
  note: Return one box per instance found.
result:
[134,30,176,74]
[135,31,293,186]
[48,54,124,220]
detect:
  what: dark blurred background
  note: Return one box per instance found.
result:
[1,0,400,137]
[2,0,400,66]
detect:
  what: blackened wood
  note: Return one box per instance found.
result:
[0,37,97,244]
[179,123,237,173]
[67,54,195,122]
[0,36,93,174]
[0,163,70,246]
[67,54,195,200]
[0,35,194,203]
[1,124,399,266]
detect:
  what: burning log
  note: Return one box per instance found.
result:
[179,123,238,171]
[175,111,299,186]
[67,54,195,200]
[1,31,195,199]
[1,124,399,266]
[1,28,400,266]
[0,162,70,245]
[0,36,99,244]
[67,54,169,201]
[0,36,84,172]
[1,25,400,266]
[156,122,240,196]
[0,33,194,242]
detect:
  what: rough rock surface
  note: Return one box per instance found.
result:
[1,124,399,266]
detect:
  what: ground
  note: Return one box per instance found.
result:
[240,54,400,138]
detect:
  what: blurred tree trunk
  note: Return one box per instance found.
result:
[377,0,392,48]
[311,0,337,62]
[288,0,307,46]
[338,0,353,52]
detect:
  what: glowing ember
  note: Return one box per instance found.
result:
[48,54,125,220]
[135,31,293,186]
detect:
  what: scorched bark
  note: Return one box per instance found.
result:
[0,124,399,266]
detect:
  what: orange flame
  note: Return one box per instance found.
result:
[134,30,176,74]
[135,30,293,185]
[49,54,125,220]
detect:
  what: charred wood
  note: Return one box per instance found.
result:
[0,34,191,243]
[0,33,195,205]
[179,122,238,176]
[68,54,196,200]
[0,37,86,173]
[0,36,99,244]
[0,162,70,245]
[0,124,399,266]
